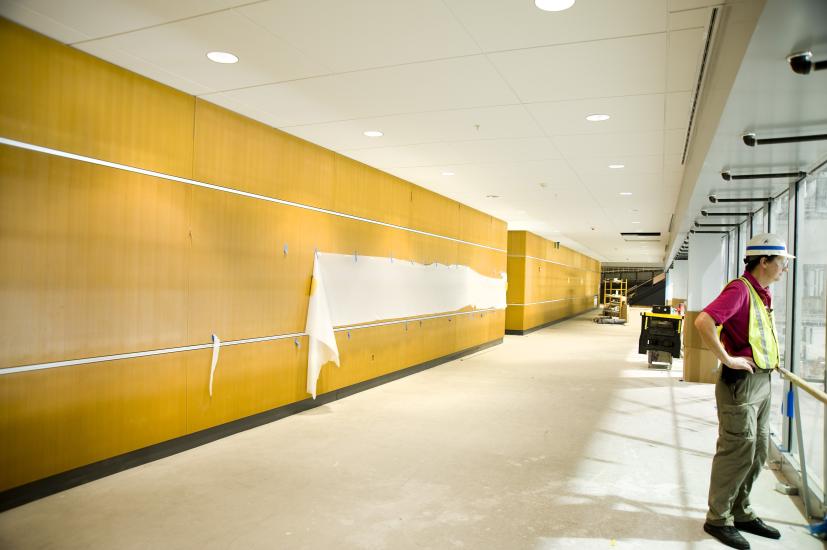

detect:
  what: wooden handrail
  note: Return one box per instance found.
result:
[778,366,827,405]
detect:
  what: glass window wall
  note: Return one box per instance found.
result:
[792,172,827,493]
[752,207,766,235]
[769,191,790,443]
[737,221,747,272]
[728,228,738,281]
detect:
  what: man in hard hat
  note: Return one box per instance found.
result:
[694,233,793,549]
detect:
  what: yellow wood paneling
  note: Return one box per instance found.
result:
[186,339,306,433]
[506,256,526,305]
[0,18,194,178]
[333,156,412,228]
[0,19,508,492]
[185,188,315,345]
[507,231,527,256]
[409,186,460,245]
[505,230,599,332]
[0,354,187,492]
[492,218,508,251]
[0,145,190,369]
[193,99,335,209]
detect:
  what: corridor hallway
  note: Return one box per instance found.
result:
[0,309,819,549]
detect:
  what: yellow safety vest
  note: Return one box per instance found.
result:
[736,276,780,371]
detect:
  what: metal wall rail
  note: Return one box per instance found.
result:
[777,366,827,519]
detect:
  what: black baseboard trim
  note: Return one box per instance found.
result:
[505,308,598,336]
[0,337,503,512]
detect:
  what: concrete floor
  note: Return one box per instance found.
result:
[1,309,823,549]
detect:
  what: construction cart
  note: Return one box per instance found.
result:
[638,306,683,368]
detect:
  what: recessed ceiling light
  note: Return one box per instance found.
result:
[609,164,625,169]
[619,192,632,196]
[363,130,383,137]
[207,51,238,64]
[632,221,641,224]
[535,0,576,12]
[586,114,610,122]
[442,171,455,176]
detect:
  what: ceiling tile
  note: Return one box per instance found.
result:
[663,170,684,188]
[489,34,668,103]
[203,56,520,127]
[343,137,562,169]
[668,7,711,30]
[527,94,666,136]
[389,159,583,197]
[0,1,90,42]
[665,154,685,172]
[552,131,665,159]
[446,0,666,52]
[76,11,331,95]
[1,0,246,42]
[667,27,705,92]
[665,128,688,157]
[668,0,721,11]
[568,155,665,176]
[238,0,480,72]
[281,105,544,152]
[665,91,693,129]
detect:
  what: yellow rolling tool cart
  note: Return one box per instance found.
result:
[638,305,683,368]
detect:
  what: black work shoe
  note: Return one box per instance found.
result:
[704,522,750,549]
[734,517,781,539]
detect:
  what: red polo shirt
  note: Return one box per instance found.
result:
[702,271,772,359]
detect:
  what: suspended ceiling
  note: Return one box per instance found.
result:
[669,0,827,262]
[2,0,744,262]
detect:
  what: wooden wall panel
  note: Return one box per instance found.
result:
[0,146,190,369]
[505,231,600,332]
[0,354,187,491]
[486,310,506,342]
[0,20,508,493]
[508,306,527,331]
[192,99,335,209]
[458,246,505,281]
[185,189,318,345]
[409,186,460,242]
[507,231,527,256]
[0,19,194,178]
[333,156,412,228]
[321,324,407,393]
[186,340,306,434]
[506,256,526,306]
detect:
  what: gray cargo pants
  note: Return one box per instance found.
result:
[706,368,772,526]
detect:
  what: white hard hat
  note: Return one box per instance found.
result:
[746,233,795,258]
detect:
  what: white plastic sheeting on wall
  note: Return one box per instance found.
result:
[305,252,507,398]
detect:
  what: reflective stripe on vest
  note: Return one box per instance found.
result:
[736,277,779,370]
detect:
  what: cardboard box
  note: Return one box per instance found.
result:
[683,346,719,384]
[683,311,709,350]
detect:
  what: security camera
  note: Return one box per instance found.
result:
[742,133,757,147]
[787,51,813,74]
[721,171,731,181]
[709,195,718,203]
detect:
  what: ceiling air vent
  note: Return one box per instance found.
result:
[621,232,661,241]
